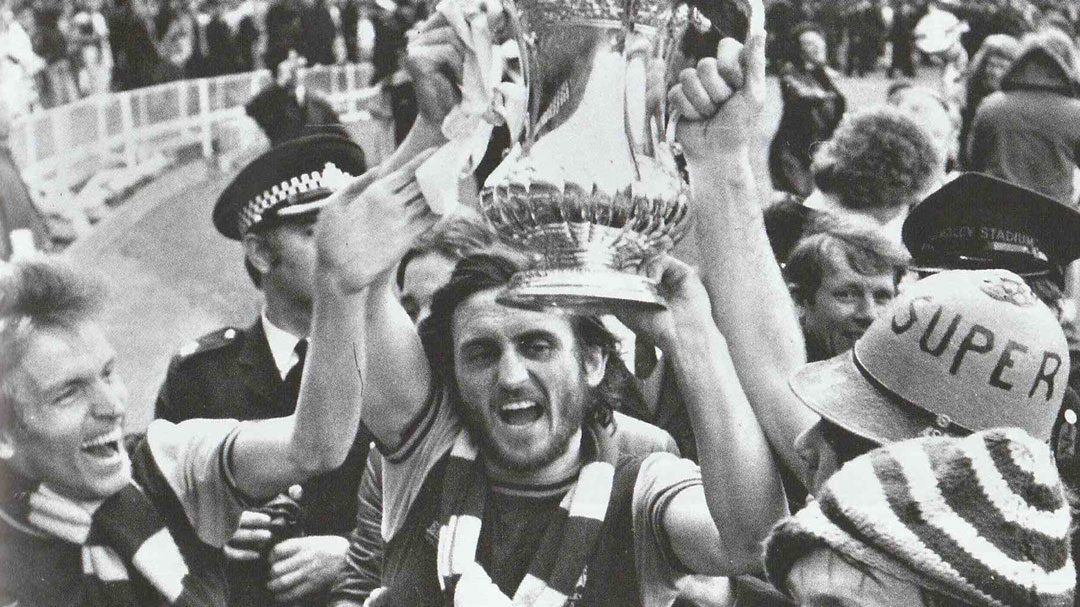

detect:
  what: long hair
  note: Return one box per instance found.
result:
[1001,29,1080,97]
[419,253,639,427]
[966,34,1021,95]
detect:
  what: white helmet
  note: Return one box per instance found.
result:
[791,269,1067,443]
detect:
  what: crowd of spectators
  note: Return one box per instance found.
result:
[768,0,1080,203]
[766,0,1080,80]
[0,0,427,112]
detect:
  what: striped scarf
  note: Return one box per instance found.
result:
[765,428,1075,607]
[7,481,220,606]
[437,423,617,607]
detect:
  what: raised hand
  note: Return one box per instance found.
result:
[405,12,466,127]
[667,31,767,162]
[615,255,712,351]
[315,148,439,293]
[643,254,711,317]
[276,49,306,89]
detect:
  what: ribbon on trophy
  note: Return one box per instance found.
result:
[415,0,527,215]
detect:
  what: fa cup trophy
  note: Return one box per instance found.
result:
[421,0,759,311]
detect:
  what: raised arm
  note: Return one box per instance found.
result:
[621,256,787,575]
[228,150,438,500]
[668,32,818,486]
[356,267,435,448]
[369,12,462,180]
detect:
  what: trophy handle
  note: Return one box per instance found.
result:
[743,0,765,38]
[656,6,686,147]
[499,0,539,151]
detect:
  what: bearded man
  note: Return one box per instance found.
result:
[345,240,784,606]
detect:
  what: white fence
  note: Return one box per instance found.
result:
[8,62,390,206]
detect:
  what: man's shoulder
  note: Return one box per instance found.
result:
[611,412,680,458]
[0,514,83,607]
[246,85,293,115]
[160,322,269,408]
[128,422,245,563]
[976,90,1019,115]
[167,326,248,372]
[305,93,342,121]
[137,419,247,510]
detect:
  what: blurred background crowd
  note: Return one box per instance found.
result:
[0,0,426,112]
[0,0,1076,113]
[766,0,1079,77]
[3,0,1080,258]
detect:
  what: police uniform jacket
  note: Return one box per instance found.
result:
[155,319,370,607]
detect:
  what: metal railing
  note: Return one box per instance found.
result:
[8,62,384,196]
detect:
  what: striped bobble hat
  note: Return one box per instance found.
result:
[764,428,1075,607]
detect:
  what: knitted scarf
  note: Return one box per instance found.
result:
[437,423,617,607]
[3,480,221,606]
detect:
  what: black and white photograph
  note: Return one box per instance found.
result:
[3,0,1080,605]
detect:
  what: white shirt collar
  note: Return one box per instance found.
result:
[261,310,304,379]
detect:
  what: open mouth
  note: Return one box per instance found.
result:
[81,428,122,459]
[497,400,544,426]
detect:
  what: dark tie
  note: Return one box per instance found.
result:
[283,339,308,407]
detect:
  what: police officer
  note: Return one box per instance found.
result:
[902,173,1080,363]
[902,172,1080,287]
[155,133,370,606]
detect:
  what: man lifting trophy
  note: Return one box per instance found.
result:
[412,0,761,311]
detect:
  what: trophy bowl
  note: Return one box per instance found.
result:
[483,178,690,312]
[479,0,754,312]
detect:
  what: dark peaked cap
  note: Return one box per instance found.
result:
[902,172,1080,277]
[213,134,367,240]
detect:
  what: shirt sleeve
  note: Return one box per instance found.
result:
[331,452,384,605]
[378,381,460,543]
[144,418,251,548]
[632,452,703,607]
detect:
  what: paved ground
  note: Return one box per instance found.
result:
[71,68,937,432]
[69,161,260,430]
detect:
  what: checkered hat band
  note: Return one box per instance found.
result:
[236,164,351,235]
[819,429,1074,607]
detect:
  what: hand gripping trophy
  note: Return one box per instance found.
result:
[417,0,762,311]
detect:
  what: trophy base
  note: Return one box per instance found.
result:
[496,268,666,314]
